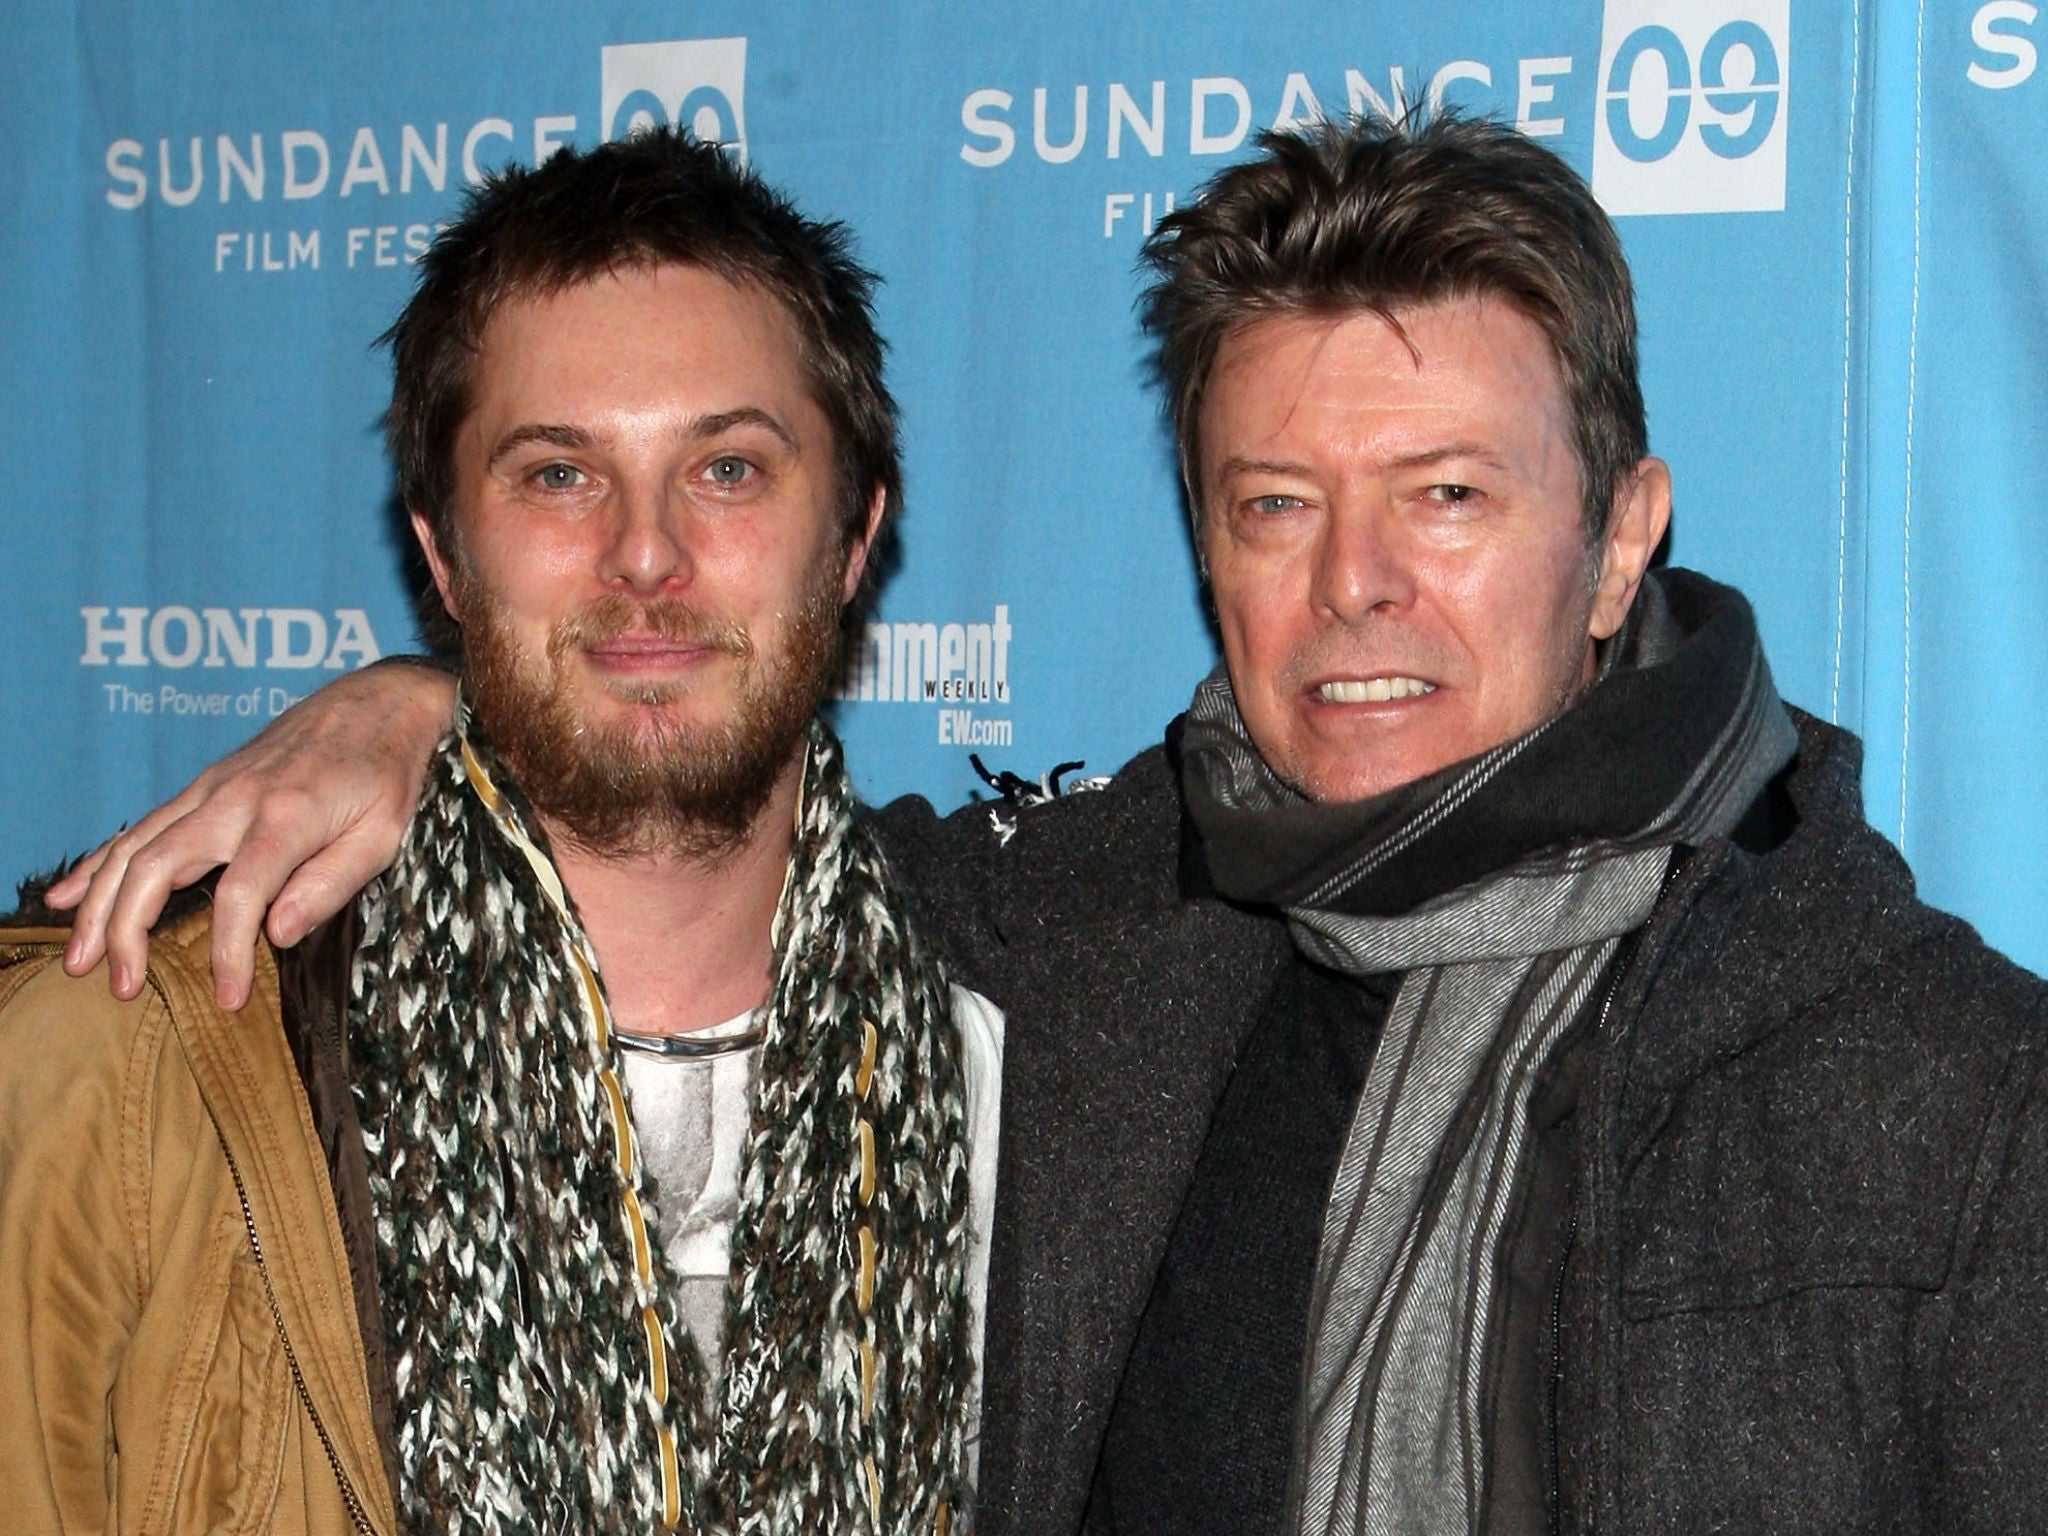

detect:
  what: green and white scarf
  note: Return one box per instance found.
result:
[349,701,974,1535]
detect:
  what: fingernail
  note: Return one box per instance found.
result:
[111,962,130,996]
[64,936,82,969]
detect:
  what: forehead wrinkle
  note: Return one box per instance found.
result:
[1207,300,1574,511]
[1220,311,1350,452]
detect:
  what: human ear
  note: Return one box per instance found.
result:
[839,483,888,604]
[409,510,463,622]
[1588,457,1672,642]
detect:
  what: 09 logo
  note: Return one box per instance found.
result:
[600,38,748,160]
[1592,0,1789,216]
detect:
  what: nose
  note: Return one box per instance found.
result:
[1312,499,1409,624]
[598,478,695,595]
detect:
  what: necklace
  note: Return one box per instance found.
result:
[612,1017,767,1060]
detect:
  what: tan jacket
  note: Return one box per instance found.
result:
[0,910,400,1536]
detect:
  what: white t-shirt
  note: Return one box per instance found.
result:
[619,985,1004,1466]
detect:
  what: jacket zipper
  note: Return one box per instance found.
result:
[1546,849,1697,1536]
[146,954,380,1536]
[215,1127,380,1536]
[1547,1200,1578,1536]
[1548,941,1635,1536]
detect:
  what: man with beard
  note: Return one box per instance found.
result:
[0,129,996,1536]
[46,115,2048,1533]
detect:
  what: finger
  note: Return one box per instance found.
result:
[97,833,240,1001]
[205,797,347,999]
[45,838,115,910]
[265,824,404,950]
[63,825,156,982]
[60,771,222,970]
[208,858,275,1012]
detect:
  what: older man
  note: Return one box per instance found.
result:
[51,116,2048,1534]
[6,129,996,1536]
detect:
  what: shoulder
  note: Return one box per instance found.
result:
[872,735,1183,908]
[1616,715,2048,1317]
[1673,709,2044,1031]
[1635,708,2048,1190]
[0,906,244,1323]
[0,905,230,1136]
[0,860,227,1087]
[868,737,1192,974]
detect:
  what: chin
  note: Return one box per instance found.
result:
[1289,742,1461,805]
[578,675,714,720]
[1300,771,1410,806]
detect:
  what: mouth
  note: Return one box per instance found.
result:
[584,635,715,662]
[1313,676,1438,704]
[576,634,741,693]
[554,595,751,673]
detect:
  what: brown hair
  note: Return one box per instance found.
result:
[1141,113,1646,538]
[383,127,899,638]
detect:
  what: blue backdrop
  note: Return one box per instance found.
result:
[4,0,2045,969]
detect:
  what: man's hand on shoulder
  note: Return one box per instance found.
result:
[45,658,458,1010]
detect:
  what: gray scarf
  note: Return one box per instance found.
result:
[1180,571,1796,1536]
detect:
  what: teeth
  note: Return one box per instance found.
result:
[1319,677,1436,703]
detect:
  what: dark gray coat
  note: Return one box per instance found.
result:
[875,710,2048,1535]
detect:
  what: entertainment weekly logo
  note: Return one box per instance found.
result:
[955,0,1790,229]
[834,604,1018,750]
[78,604,384,722]
[99,35,748,276]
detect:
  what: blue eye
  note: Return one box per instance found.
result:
[534,462,583,490]
[707,455,754,485]
[1249,494,1303,514]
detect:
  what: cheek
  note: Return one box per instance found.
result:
[716,533,824,618]
[1209,581,1286,695]
[1486,549,1598,701]
[1420,551,1499,622]
[1208,537,1304,651]
[494,520,612,593]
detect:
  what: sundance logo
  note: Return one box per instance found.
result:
[1592,0,1789,215]
[602,37,748,159]
[80,606,383,670]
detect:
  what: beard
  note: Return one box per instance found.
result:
[454,559,844,863]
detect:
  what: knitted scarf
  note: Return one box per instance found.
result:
[348,701,974,1536]
[1180,570,1797,1536]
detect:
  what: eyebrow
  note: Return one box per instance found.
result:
[486,407,802,471]
[1213,455,1312,481]
[487,422,596,470]
[692,407,801,456]
[1213,442,1513,482]
[1382,442,1511,475]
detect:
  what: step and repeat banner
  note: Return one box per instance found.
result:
[3,1,2045,967]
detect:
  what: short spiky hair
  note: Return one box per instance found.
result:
[384,127,899,602]
[1141,113,1647,539]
